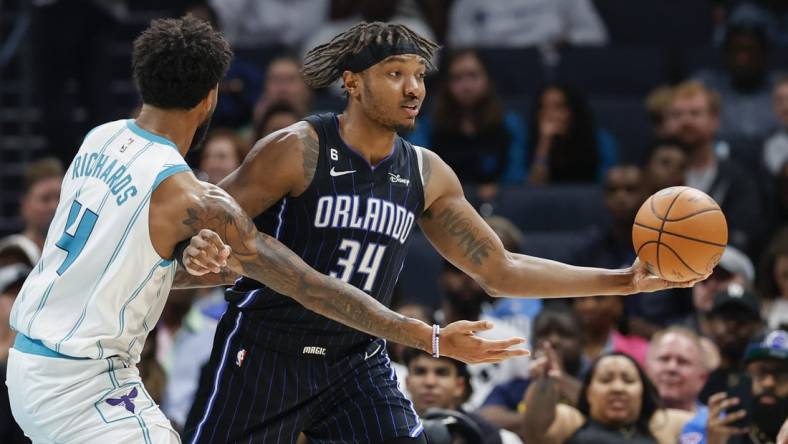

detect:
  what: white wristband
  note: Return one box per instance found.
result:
[432,324,440,358]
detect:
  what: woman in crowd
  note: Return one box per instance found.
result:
[408,49,527,186]
[197,128,245,184]
[524,350,692,444]
[524,84,618,185]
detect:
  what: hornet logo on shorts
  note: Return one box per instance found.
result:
[105,387,138,413]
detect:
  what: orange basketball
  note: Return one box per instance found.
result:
[632,186,728,282]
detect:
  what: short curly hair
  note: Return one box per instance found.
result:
[132,16,232,109]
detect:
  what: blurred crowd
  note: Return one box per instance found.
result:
[3,0,788,443]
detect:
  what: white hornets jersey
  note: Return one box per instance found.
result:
[10,119,191,363]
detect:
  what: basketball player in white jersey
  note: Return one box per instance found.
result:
[5,17,527,444]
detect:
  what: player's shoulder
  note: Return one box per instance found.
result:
[247,120,318,164]
[82,119,128,144]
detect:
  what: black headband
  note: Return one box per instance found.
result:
[343,40,423,73]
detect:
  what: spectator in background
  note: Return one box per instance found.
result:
[209,0,328,48]
[684,246,755,341]
[159,289,218,432]
[645,86,675,139]
[403,348,523,444]
[645,327,711,444]
[408,49,526,187]
[183,1,264,128]
[31,0,122,164]
[573,295,650,366]
[197,128,244,184]
[0,236,38,268]
[252,55,312,125]
[764,76,788,176]
[524,84,618,185]
[700,283,765,404]
[252,102,301,142]
[302,0,435,61]
[479,309,584,439]
[706,330,788,444]
[695,14,780,144]
[757,227,788,329]
[0,265,30,443]
[523,351,693,444]
[436,261,530,409]
[644,138,689,193]
[573,165,688,337]
[18,158,63,256]
[482,216,542,340]
[720,0,788,48]
[666,80,762,255]
[447,0,608,52]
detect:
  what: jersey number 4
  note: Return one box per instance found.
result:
[55,200,99,275]
[330,239,386,292]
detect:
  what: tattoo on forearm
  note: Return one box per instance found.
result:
[436,207,494,265]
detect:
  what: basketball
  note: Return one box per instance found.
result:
[632,186,728,282]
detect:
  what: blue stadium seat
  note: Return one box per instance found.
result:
[590,97,653,164]
[399,230,444,308]
[522,231,590,263]
[481,185,609,232]
[593,0,714,48]
[477,48,547,98]
[554,47,670,96]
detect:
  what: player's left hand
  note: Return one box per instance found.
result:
[440,320,530,364]
[629,257,710,293]
[183,229,231,276]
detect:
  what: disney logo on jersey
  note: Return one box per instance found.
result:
[388,173,410,186]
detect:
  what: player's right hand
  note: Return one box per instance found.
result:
[183,229,231,276]
[439,320,529,364]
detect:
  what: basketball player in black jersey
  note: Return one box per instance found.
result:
[180,22,706,444]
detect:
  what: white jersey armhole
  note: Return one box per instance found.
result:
[414,145,425,187]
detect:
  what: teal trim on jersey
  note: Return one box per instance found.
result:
[135,415,153,444]
[115,261,159,340]
[152,164,191,191]
[126,119,178,149]
[97,340,104,359]
[158,259,173,267]
[13,334,87,360]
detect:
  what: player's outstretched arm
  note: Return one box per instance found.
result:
[169,180,526,363]
[417,149,705,298]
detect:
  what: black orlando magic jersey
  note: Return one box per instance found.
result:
[230,113,425,354]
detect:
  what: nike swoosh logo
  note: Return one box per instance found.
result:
[364,343,382,361]
[330,167,356,177]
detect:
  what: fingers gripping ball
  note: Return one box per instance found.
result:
[632,186,728,282]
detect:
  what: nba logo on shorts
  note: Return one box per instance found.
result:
[236,349,247,368]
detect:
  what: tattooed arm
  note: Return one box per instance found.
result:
[417,149,699,298]
[172,122,319,287]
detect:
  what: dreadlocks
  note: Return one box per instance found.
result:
[301,21,440,89]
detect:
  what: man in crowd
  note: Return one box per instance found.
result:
[666,80,762,255]
[700,283,765,403]
[403,348,523,444]
[645,326,710,443]
[478,309,584,438]
[707,330,788,444]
